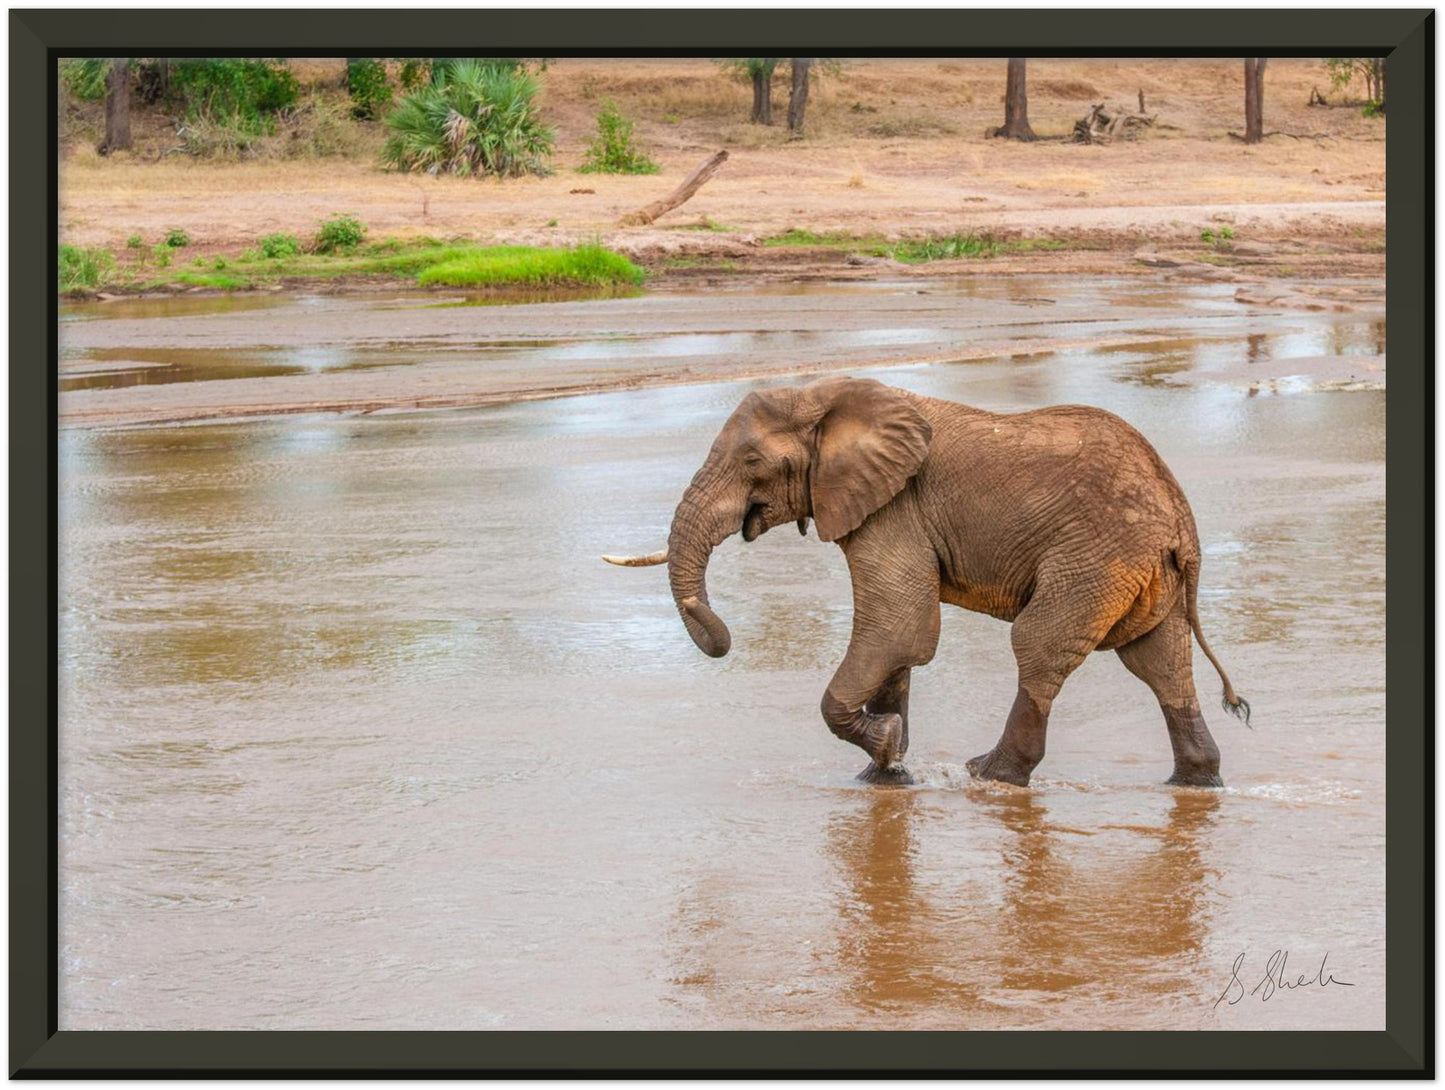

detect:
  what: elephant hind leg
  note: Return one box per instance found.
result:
[1116,601,1223,787]
[968,573,1124,787]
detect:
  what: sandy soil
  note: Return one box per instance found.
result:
[59,58,1386,282]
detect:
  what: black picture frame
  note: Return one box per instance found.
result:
[13,7,1431,1076]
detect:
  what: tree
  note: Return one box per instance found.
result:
[1243,58,1267,144]
[101,58,131,154]
[749,58,779,124]
[719,59,781,125]
[994,58,1036,140]
[1326,57,1386,111]
[787,58,813,134]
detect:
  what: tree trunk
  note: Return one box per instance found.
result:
[102,58,131,154]
[1378,56,1386,112]
[1243,58,1267,144]
[787,58,813,133]
[751,70,774,125]
[997,58,1036,140]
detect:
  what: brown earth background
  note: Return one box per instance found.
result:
[59,57,1386,283]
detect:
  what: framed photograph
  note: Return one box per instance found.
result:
[14,6,1430,1076]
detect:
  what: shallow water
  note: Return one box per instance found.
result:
[58,284,1385,1030]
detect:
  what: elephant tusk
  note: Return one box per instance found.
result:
[602,549,669,567]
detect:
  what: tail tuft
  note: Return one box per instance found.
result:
[1222,692,1252,728]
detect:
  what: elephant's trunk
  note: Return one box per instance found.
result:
[667,467,743,659]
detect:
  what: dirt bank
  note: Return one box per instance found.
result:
[61,58,1386,286]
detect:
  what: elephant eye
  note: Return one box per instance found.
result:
[742,452,764,468]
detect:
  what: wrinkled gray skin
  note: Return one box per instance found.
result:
[667,377,1247,787]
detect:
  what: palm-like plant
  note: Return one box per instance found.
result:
[380,60,554,177]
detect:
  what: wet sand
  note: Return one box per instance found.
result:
[60,274,1384,429]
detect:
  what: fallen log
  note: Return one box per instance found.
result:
[619,150,729,227]
[1072,103,1155,144]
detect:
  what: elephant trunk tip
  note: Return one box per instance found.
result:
[679,595,732,658]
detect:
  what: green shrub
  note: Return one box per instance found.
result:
[315,214,366,253]
[59,245,115,291]
[379,59,554,178]
[170,58,299,133]
[126,234,144,249]
[60,59,112,102]
[347,58,392,120]
[164,228,191,248]
[579,100,659,175]
[150,245,172,268]
[396,58,431,92]
[259,233,300,258]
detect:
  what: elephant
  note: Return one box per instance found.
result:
[606,377,1248,787]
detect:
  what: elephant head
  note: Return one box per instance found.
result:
[664,377,933,658]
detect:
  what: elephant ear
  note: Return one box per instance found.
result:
[806,378,932,542]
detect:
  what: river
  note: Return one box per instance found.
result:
[59,278,1385,1030]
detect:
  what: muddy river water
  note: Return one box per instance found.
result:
[59,278,1385,1031]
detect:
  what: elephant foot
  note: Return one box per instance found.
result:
[859,712,905,770]
[965,748,1033,787]
[856,761,915,787]
[1167,767,1224,788]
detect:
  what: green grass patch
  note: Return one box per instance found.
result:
[59,245,115,292]
[59,236,644,297]
[416,244,644,288]
[174,272,254,290]
[763,228,1073,262]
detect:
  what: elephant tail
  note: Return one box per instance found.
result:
[1178,550,1251,727]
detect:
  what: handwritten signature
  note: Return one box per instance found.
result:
[1214,950,1354,1009]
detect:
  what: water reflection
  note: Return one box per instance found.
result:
[985,791,1219,1001]
[60,345,400,392]
[826,790,987,1015]
[813,787,1225,1023]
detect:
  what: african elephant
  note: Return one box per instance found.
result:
[607,377,1248,787]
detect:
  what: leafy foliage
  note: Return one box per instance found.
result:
[346,59,392,120]
[379,60,554,178]
[259,233,301,258]
[578,100,658,174]
[315,214,366,253]
[170,59,299,133]
[719,58,781,81]
[396,58,432,92]
[163,228,191,248]
[1324,58,1385,108]
[60,59,114,102]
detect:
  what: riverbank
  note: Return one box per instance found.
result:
[60,57,1386,298]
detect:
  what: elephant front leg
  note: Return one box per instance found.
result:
[821,690,911,785]
[822,522,940,787]
[858,667,914,785]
